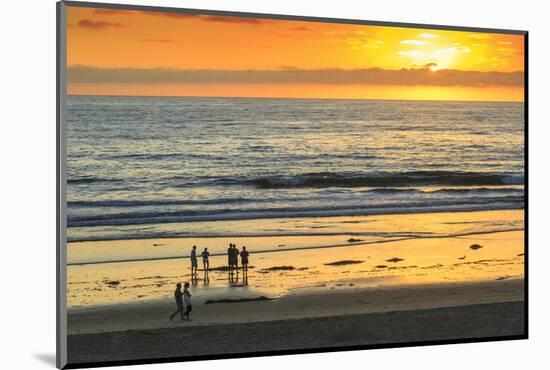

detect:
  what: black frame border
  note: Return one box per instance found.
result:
[57,1,529,369]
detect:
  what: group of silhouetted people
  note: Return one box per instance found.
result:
[228,243,249,273]
[171,244,252,322]
[190,243,250,275]
[190,245,210,276]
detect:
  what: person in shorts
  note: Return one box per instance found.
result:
[227,243,234,273]
[201,247,210,272]
[190,245,198,276]
[240,246,250,272]
[232,245,240,272]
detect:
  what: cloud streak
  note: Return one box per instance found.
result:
[78,19,123,30]
[68,65,524,87]
[202,15,264,24]
[92,8,269,24]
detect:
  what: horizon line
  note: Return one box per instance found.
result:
[67,93,524,104]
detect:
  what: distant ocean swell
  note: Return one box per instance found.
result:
[68,171,524,189]
[67,195,524,227]
[234,171,523,188]
[67,186,522,208]
[67,170,524,228]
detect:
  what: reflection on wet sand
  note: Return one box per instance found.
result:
[67,229,523,308]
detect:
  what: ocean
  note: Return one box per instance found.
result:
[66,96,524,243]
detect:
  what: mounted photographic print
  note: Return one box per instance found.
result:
[56,1,527,368]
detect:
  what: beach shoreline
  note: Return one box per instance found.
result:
[67,209,524,265]
[67,227,525,266]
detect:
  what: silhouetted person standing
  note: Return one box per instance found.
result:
[183,282,192,320]
[240,246,249,272]
[169,283,184,321]
[201,248,210,272]
[232,245,240,272]
[190,245,198,276]
[227,243,233,273]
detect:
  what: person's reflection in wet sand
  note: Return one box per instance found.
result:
[229,267,242,286]
[203,270,210,286]
[228,264,233,282]
[191,273,198,286]
[243,269,248,286]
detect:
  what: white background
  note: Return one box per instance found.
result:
[1,0,548,368]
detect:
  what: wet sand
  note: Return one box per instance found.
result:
[68,209,524,265]
[67,229,524,308]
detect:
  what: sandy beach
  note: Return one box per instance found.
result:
[67,280,525,364]
[68,302,525,364]
[66,210,525,366]
[68,278,523,335]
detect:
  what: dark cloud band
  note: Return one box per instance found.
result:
[68,65,523,87]
[93,9,269,24]
[77,19,123,30]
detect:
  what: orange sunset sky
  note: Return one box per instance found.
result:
[66,5,525,102]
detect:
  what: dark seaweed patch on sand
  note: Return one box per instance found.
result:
[204,296,274,304]
[386,257,404,263]
[261,266,295,272]
[103,280,121,286]
[324,260,364,266]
